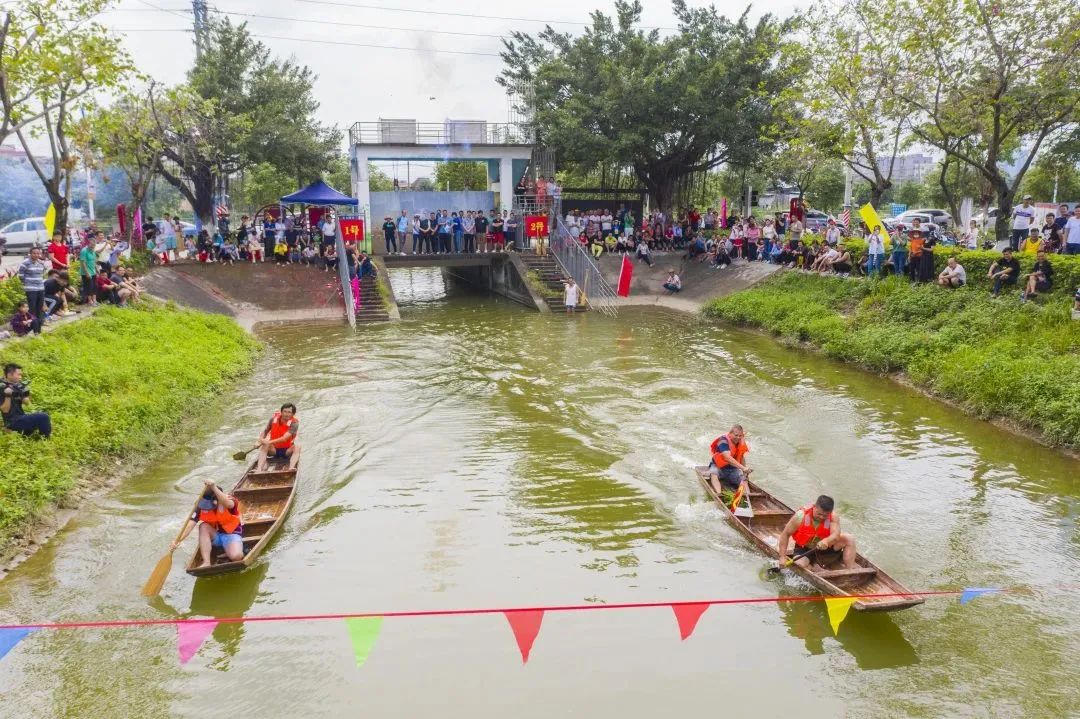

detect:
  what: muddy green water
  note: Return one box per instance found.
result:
[1,269,1079,718]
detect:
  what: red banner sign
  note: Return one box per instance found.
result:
[525,215,549,238]
[339,218,365,243]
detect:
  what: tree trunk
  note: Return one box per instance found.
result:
[994,183,1013,245]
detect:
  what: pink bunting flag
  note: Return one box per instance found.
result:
[132,207,143,240]
[671,603,710,640]
[177,620,218,665]
[503,610,544,664]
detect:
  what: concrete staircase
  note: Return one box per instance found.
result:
[517,253,589,313]
[354,275,391,322]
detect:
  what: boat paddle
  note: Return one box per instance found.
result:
[141,493,202,596]
[232,444,259,461]
[768,546,817,575]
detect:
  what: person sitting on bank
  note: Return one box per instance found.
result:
[937,257,967,288]
[10,301,34,337]
[988,248,1021,297]
[256,403,301,471]
[1,363,52,438]
[170,479,244,568]
[707,424,751,498]
[663,269,682,294]
[1020,250,1054,302]
[776,494,858,571]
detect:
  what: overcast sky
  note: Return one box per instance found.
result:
[92,0,802,176]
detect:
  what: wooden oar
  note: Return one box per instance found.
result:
[141,494,201,596]
[768,546,817,575]
[232,444,259,461]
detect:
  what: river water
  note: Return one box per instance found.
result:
[1,268,1078,718]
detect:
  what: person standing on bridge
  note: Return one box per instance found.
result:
[475,211,489,253]
[396,211,409,255]
[437,210,452,254]
[420,212,436,254]
[463,211,476,253]
[382,216,397,254]
[452,211,464,253]
[491,211,505,252]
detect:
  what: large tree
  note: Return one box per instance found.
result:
[3,0,130,235]
[886,0,1080,241]
[499,0,792,212]
[433,162,488,191]
[158,18,340,227]
[799,1,910,208]
[92,86,171,242]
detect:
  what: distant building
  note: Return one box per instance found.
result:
[884,153,936,183]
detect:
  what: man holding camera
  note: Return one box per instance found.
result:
[1,363,52,438]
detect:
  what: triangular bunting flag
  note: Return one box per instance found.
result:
[960,587,1003,605]
[345,617,383,669]
[177,620,218,665]
[504,610,544,664]
[824,598,856,636]
[671,603,710,640]
[44,203,56,238]
[617,255,633,297]
[0,628,36,662]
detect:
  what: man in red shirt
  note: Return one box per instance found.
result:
[47,232,69,271]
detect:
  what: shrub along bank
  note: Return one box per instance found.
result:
[0,303,261,555]
[703,272,1080,448]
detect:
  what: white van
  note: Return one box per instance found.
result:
[0,217,49,254]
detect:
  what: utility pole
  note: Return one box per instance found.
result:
[192,0,209,59]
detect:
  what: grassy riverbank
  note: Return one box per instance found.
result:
[703,272,1080,448]
[0,303,260,555]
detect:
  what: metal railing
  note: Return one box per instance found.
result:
[549,217,618,317]
[349,120,535,146]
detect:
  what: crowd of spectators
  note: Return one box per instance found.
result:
[380,209,523,255]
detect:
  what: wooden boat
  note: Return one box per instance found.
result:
[693,466,923,612]
[186,457,299,577]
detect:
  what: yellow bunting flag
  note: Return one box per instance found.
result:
[859,202,885,236]
[345,617,383,669]
[825,597,856,636]
[44,203,56,238]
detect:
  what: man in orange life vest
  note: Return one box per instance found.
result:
[256,403,301,472]
[776,495,858,571]
[707,424,752,498]
[171,479,244,568]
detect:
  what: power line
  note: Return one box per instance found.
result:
[286,0,678,30]
[110,27,504,56]
[206,7,510,39]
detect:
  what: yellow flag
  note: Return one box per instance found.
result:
[858,203,890,248]
[825,597,856,636]
[44,203,56,237]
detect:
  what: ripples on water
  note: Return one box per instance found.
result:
[0,267,1078,718]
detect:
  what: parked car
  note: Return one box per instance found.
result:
[803,210,833,232]
[882,216,943,237]
[0,217,49,254]
[897,208,952,229]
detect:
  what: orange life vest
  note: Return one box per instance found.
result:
[791,505,834,548]
[268,411,297,449]
[710,433,748,469]
[199,497,242,534]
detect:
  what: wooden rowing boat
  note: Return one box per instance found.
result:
[693,466,923,612]
[186,457,299,577]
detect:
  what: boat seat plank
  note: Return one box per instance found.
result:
[748,508,790,517]
[816,567,878,581]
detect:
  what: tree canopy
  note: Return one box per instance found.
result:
[499,0,794,211]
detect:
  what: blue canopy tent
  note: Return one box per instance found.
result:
[280,180,358,206]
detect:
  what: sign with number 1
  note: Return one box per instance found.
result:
[339,218,365,243]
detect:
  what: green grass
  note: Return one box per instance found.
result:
[0,303,261,552]
[703,272,1080,447]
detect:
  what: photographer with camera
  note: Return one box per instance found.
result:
[1,363,52,438]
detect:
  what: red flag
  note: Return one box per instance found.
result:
[671,603,710,640]
[116,204,126,237]
[503,610,544,664]
[177,620,217,664]
[617,254,633,297]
